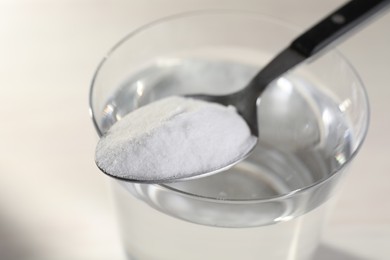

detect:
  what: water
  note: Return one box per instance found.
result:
[113,180,329,260]
[100,59,352,259]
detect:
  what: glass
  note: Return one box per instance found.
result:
[89,11,369,260]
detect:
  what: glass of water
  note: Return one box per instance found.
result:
[89,11,369,260]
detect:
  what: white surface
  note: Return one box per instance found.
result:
[0,0,389,259]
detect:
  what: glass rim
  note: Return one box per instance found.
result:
[89,9,370,203]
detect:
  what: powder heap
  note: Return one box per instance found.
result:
[95,96,257,182]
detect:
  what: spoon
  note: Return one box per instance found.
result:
[97,0,389,183]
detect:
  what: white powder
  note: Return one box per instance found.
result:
[95,96,257,182]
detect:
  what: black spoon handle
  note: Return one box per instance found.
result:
[245,0,390,135]
[291,0,390,57]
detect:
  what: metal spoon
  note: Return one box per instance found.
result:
[97,0,389,183]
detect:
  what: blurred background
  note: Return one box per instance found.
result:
[0,0,389,259]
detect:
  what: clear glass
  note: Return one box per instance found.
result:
[89,11,369,260]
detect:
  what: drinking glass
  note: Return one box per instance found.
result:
[89,11,369,260]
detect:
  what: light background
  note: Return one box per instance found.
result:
[0,0,389,259]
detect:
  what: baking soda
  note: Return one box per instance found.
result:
[95,96,256,182]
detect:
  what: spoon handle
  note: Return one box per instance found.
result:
[250,0,390,93]
[291,0,390,57]
[243,0,390,136]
